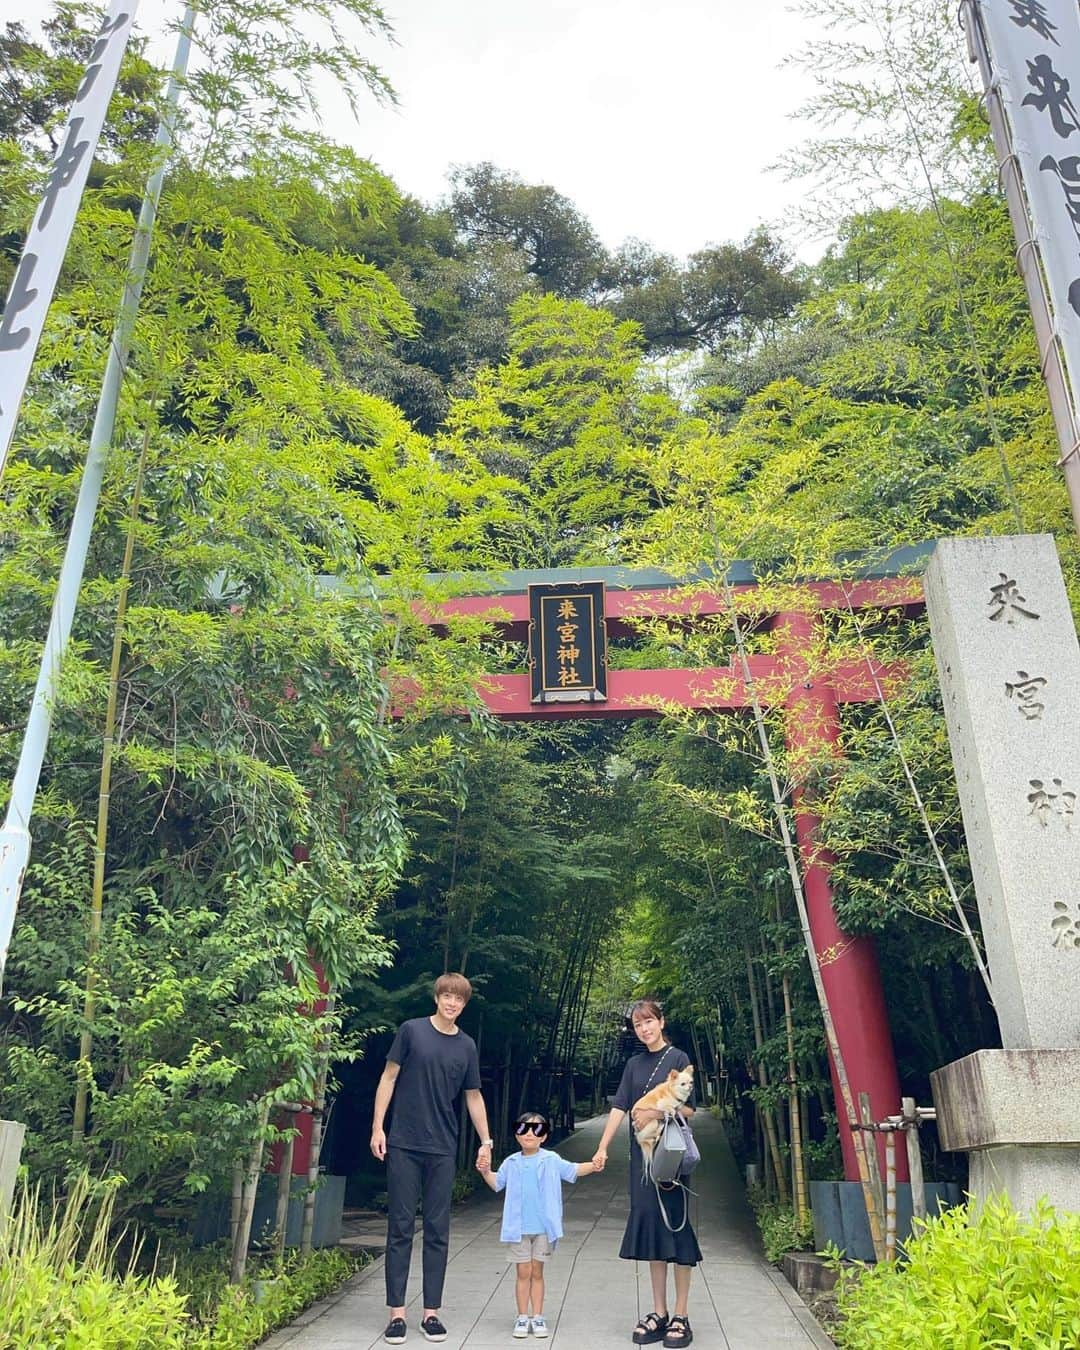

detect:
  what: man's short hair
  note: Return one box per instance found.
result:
[434,972,472,1002]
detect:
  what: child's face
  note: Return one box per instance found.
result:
[516,1120,547,1152]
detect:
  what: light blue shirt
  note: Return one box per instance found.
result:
[519,1154,544,1235]
[494,1148,579,1244]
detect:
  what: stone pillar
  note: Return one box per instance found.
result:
[0,1119,25,1222]
[779,611,906,1184]
[924,534,1080,1212]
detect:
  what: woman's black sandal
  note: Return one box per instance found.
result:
[632,1311,669,1344]
[663,1315,693,1347]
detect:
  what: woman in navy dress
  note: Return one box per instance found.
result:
[593,999,701,1348]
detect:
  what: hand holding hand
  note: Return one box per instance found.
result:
[592,1149,607,1172]
[476,1144,492,1173]
[370,1128,387,1161]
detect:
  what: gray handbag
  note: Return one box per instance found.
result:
[649,1113,688,1185]
[651,1116,700,1234]
[675,1113,701,1176]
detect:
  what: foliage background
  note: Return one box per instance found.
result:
[0,0,1076,1282]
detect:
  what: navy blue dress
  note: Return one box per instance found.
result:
[613,1046,702,1266]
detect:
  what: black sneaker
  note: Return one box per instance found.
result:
[384,1317,407,1344]
[420,1314,448,1342]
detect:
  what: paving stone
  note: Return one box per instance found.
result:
[261,1113,831,1348]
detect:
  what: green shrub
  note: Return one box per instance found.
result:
[177,1246,358,1347]
[0,1176,360,1350]
[451,1167,479,1205]
[834,1197,1080,1349]
[0,1177,189,1349]
[747,1186,815,1264]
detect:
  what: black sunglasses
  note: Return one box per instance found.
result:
[514,1120,548,1137]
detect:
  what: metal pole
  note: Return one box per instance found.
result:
[0,5,197,991]
[961,0,1080,535]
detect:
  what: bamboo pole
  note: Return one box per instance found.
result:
[231,1095,272,1284]
[689,1022,706,1103]
[903,1096,927,1223]
[774,879,808,1221]
[858,1091,886,1260]
[746,945,788,1203]
[714,1002,726,1111]
[273,1106,299,1261]
[724,578,887,1261]
[500,1049,511,1149]
[300,994,335,1255]
[72,423,151,1143]
[782,970,809,1228]
[884,1128,897,1263]
[229,1164,243,1258]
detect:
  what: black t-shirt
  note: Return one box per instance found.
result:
[613,1045,696,1125]
[385,1016,481,1155]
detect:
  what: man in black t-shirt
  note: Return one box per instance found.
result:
[371,972,492,1345]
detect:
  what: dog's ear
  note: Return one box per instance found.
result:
[666,1069,680,1082]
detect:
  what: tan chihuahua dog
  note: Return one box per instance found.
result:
[632,1065,694,1164]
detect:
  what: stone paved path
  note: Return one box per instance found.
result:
[263,1113,833,1350]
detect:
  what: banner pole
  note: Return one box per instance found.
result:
[0,3,198,991]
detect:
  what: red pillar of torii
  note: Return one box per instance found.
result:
[428,562,926,1182]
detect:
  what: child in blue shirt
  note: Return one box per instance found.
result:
[478,1111,597,1338]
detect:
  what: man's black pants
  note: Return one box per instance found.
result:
[385,1146,456,1309]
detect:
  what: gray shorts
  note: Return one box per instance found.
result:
[505,1233,552,1263]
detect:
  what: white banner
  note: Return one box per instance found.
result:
[979,0,1080,404]
[0,0,139,478]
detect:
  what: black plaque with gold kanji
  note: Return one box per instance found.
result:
[528,581,608,702]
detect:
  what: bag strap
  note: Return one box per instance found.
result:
[654,1176,690,1234]
[628,1047,675,1159]
[641,1045,673,1095]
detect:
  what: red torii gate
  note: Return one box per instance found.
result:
[429,551,929,1183]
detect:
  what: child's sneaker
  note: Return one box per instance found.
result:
[531,1316,549,1337]
[512,1315,531,1338]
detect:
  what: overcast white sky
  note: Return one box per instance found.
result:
[12,0,824,259]
[342,0,824,258]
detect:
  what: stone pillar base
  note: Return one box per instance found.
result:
[0,1120,25,1220]
[969,1146,1080,1213]
[931,1049,1080,1214]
